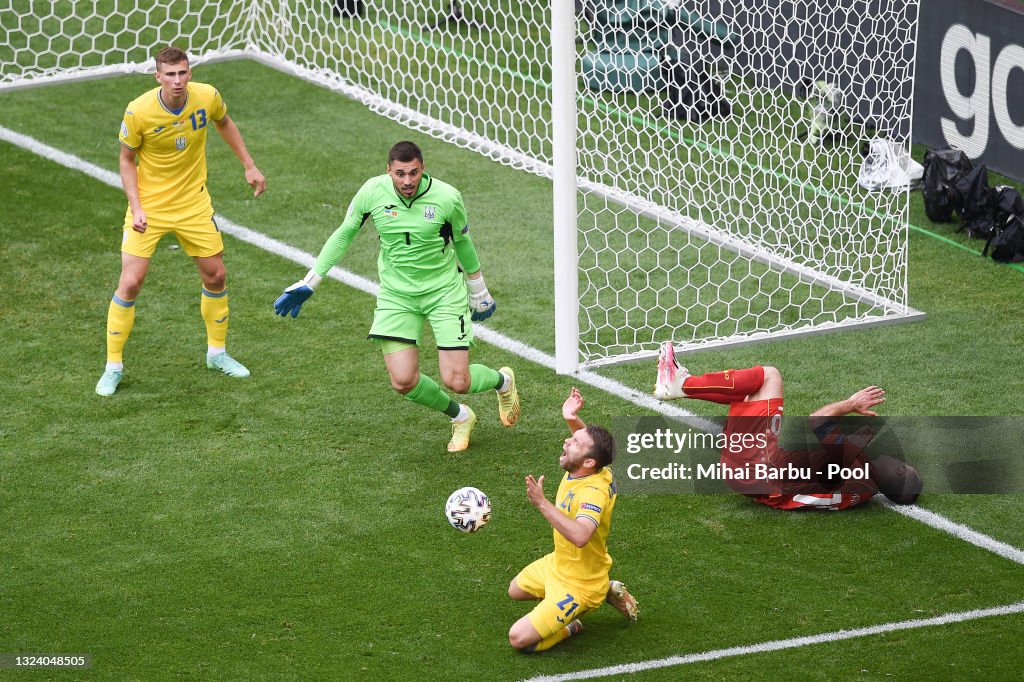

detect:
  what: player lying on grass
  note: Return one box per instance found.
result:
[654,342,922,510]
[507,388,638,653]
[273,141,519,452]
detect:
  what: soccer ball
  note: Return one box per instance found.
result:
[445,486,492,533]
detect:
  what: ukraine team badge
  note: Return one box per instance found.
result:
[175,136,187,151]
[424,206,435,220]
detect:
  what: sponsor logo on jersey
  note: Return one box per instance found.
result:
[581,502,603,514]
[424,206,435,220]
[153,126,166,133]
[172,120,186,128]
[175,136,187,151]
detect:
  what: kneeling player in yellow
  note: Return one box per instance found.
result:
[507,388,638,652]
[96,46,265,396]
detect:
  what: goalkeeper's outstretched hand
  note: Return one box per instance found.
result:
[274,271,322,318]
[467,274,496,321]
[275,282,314,318]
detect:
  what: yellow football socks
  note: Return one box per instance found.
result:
[201,287,230,348]
[105,294,136,363]
[526,624,575,652]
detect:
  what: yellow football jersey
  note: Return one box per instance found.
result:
[119,81,227,222]
[551,466,617,591]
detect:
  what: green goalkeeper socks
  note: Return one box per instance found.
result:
[403,368,502,417]
[468,364,503,393]
[406,373,460,417]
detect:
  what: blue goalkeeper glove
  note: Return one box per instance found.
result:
[466,274,496,321]
[274,271,322,318]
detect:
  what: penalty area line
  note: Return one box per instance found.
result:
[3,123,1023,563]
[521,600,1024,681]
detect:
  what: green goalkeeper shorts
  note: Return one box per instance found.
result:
[368,284,473,350]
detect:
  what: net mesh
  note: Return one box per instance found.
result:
[1,0,918,367]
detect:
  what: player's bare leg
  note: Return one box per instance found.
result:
[507,579,539,601]
[439,351,518,427]
[745,365,782,401]
[508,615,582,653]
[390,346,473,451]
[507,578,585,652]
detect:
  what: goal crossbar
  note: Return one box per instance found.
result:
[0,0,923,372]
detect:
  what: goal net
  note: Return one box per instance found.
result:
[1,0,922,370]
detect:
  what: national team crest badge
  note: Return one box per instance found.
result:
[424,206,436,220]
[175,136,187,151]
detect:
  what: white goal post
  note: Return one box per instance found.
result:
[1,0,924,373]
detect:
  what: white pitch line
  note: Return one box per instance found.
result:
[3,123,1023,564]
[522,600,1024,681]
[879,497,1024,565]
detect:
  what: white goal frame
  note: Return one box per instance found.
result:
[1,0,925,374]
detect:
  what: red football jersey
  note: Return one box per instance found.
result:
[721,398,877,510]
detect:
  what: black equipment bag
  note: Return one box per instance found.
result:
[922,148,973,223]
[984,213,1024,263]
[953,165,997,239]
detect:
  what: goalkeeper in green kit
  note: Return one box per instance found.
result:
[274,141,520,452]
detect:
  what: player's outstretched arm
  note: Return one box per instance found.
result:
[274,213,363,318]
[214,114,266,197]
[525,474,597,548]
[563,387,586,433]
[810,386,886,418]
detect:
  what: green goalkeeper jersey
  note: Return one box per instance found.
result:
[313,173,481,296]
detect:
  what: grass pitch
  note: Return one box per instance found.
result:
[1,60,1023,679]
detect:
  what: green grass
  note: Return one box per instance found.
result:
[1,59,1023,680]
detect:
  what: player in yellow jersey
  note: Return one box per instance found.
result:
[96,46,266,396]
[507,388,638,652]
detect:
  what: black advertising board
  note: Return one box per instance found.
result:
[914,0,1024,180]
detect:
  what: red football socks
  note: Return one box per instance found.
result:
[683,366,764,401]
